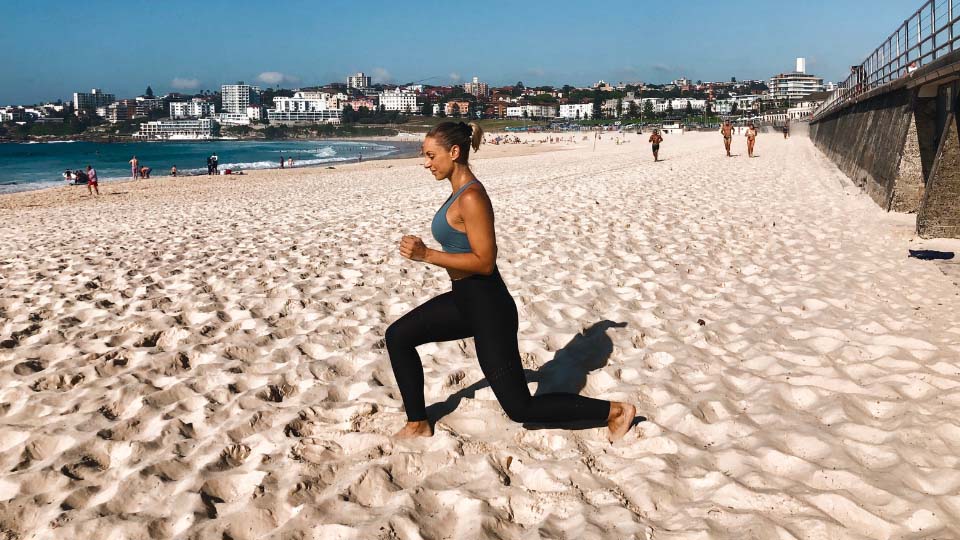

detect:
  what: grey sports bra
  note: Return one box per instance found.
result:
[431,179,477,253]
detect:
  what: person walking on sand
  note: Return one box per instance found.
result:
[129,156,139,179]
[280,154,285,169]
[86,165,99,196]
[746,123,758,158]
[648,129,663,162]
[386,121,636,442]
[721,120,734,157]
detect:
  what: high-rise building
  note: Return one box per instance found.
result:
[768,58,824,101]
[463,77,489,98]
[73,89,116,115]
[221,84,261,114]
[347,72,371,89]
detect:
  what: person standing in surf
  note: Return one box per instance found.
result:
[386,121,636,442]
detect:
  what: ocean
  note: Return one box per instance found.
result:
[0,139,418,194]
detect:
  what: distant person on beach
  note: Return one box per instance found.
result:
[746,123,758,158]
[280,154,285,169]
[648,129,663,162]
[721,121,734,157]
[288,157,294,168]
[207,156,213,175]
[211,153,218,175]
[170,165,177,177]
[63,170,74,183]
[130,156,138,179]
[86,165,99,196]
[782,124,790,139]
[386,121,636,442]
[140,165,152,179]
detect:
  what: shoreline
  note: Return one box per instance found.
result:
[0,138,425,197]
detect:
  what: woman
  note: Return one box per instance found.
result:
[387,122,636,442]
[746,123,757,158]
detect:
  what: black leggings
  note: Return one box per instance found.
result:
[385,268,611,424]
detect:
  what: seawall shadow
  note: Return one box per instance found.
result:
[425,320,645,431]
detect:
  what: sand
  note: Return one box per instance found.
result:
[1,130,960,540]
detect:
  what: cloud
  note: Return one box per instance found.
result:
[257,71,300,85]
[372,67,392,83]
[651,64,673,74]
[525,67,546,77]
[449,72,461,83]
[171,77,200,90]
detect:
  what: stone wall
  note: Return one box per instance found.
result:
[809,88,921,211]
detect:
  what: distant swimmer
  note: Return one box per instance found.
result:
[386,121,637,442]
[746,123,757,158]
[648,129,663,162]
[721,120,734,157]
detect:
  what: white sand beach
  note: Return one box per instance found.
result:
[2,131,960,539]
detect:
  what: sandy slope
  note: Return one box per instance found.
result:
[1,131,960,540]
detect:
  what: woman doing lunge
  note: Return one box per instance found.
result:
[386,121,636,442]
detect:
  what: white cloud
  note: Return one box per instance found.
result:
[449,72,461,83]
[171,77,200,90]
[372,67,392,83]
[257,71,300,85]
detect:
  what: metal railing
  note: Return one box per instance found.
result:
[812,0,960,121]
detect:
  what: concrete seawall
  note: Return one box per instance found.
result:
[810,81,959,238]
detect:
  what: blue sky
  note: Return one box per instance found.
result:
[1,0,913,104]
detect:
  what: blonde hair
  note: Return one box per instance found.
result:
[427,121,484,164]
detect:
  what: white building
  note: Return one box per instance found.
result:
[768,58,824,101]
[787,91,830,120]
[348,72,371,89]
[378,88,418,112]
[713,95,761,115]
[221,84,261,114]
[73,89,115,115]
[246,105,263,121]
[169,99,215,119]
[463,77,490,98]
[267,92,342,123]
[506,104,558,119]
[559,103,593,119]
[134,118,216,140]
[267,109,342,124]
[216,113,252,126]
[135,96,165,111]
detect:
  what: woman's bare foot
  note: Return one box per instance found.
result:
[393,420,433,439]
[607,402,636,442]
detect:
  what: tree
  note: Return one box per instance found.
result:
[643,100,654,118]
[731,77,737,83]
[666,100,674,116]
[616,98,623,118]
[685,101,693,116]
[628,101,639,119]
[592,89,603,119]
[731,102,739,115]
[145,86,154,98]
[575,109,581,120]
[342,104,357,123]
[421,102,432,117]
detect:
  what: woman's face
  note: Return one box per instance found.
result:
[422,136,460,181]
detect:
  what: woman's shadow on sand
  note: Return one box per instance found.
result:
[425,320,645,431]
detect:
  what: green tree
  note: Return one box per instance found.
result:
[145,86,154,98]
[643,100,654,118]
[628,101,639,119]
[592,89,603,119]
[666,100,674,116]
[731,102,739,115]
[685,101,693,116]
[616,98,623,118]
[421,102,432,117]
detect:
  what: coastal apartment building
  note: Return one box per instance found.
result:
[506,104,558,119]
[133,118,216,140]
[768,58,824,101]
[73,89,115,115]
[559,103,593,119]
[221,84,261,114]
[169,99,215,119]
[378,88,418,112]
[347,72,371,89]
[463,77,489,98]
[268,92,342,124]
[96,100,142,123]
[445,100,472,117]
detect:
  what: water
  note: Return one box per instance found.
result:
[0,139,416,194]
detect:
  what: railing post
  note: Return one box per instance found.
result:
[933,1,937,56]
[950,0,955,51]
